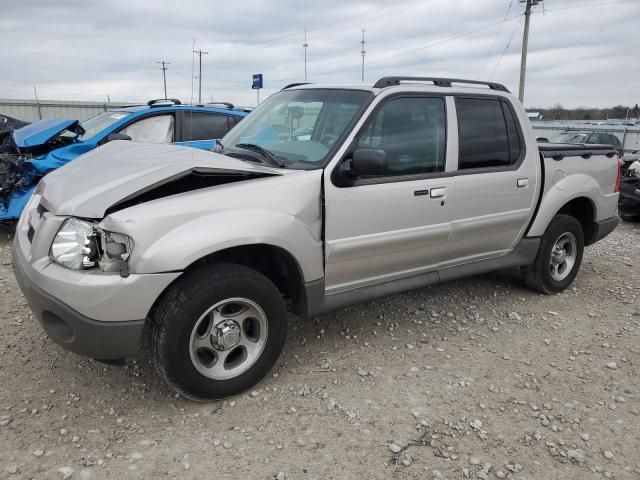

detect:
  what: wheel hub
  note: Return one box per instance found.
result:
[551,246,567,265]
[212,321,241,350]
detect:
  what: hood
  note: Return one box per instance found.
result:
[40,141,283,218]
[12,118,84,149]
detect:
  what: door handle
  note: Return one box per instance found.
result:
[430,187,447,198]
[517,178,529,188]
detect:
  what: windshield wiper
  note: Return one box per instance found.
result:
[234,143,287,168]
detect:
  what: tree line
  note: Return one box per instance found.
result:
[528,104,640,121]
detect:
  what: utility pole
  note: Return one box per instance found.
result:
[156,61,170,99]
[303,28,309,82]
[193,48,208,103]
[360,29,366,82]
[518,0,541,103]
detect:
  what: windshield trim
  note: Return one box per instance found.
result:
[220,88,375,170]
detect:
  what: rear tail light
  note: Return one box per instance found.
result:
[615,158,621,193]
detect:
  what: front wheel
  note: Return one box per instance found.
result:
[151,263,287,400]
[523,214,584,294]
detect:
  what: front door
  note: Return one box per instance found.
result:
[323,95,456,294]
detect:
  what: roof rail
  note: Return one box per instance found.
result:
[373,76,510,92]
[203,101,235,109]
[282,82,311,90]
[147,98,182,107]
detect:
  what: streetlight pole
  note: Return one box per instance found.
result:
[303,28,308,82]
[360,29,366,82]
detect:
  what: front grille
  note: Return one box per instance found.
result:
[37,203,48,217]
[26,200,46,245]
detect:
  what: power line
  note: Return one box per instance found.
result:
[488,15,523,80]
[541,0,640,12]
[289,13,523,80]
[204,0,421,55]
[479,0,514,78]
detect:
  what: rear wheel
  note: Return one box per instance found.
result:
[523,214,584,294]
[151,263,287,400]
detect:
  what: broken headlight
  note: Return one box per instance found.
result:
[50,218,133,275]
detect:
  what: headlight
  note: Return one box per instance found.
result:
[51,218,99,269]
[50,218,133,275]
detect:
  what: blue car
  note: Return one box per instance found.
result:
[0,99,248,223]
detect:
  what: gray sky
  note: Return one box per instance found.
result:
[1,0,638,108]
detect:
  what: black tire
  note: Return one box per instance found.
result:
[151,263,287,401]
[619,212,640,223]
[523,214,584,294]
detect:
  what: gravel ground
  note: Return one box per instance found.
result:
[0,224,639,480]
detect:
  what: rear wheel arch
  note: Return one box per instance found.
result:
[555,197,596,245]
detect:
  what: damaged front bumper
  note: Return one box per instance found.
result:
[11,198,181,359]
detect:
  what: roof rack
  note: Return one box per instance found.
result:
[147,98,182,107]
[373,77,510,92]
[282,82,311,90]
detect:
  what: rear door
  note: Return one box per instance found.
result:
[441,96,539,267]
[323,94,456,294]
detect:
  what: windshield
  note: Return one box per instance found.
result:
[78,111,132,140]
[551,132,588,144]
[219,89,372,168]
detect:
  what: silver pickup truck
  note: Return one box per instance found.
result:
[12,77,620,400]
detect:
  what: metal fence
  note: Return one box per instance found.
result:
[2,98,639,154]
[531,121,640,153]
[0,99,131,122]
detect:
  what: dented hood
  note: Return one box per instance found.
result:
[12,118,84,149]
[40,141,282,218]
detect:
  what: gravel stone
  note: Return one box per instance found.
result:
[0,415,13,427]
[567,449,586,463]
[389,443,402,454]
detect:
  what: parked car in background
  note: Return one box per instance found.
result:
[0,99,248,223]
[537,130,624,158]
[13,77,620,400]
[619,157,640,222]
[0,114,30,146]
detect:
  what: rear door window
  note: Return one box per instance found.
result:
[456,97,518,169]
[182,112,231,141]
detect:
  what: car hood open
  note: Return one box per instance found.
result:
[39,140,283,218]
[12,118,85,150]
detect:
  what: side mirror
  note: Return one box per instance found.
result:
[107,133,132,142]
[351,149,388,176]
[536,137,549,143]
